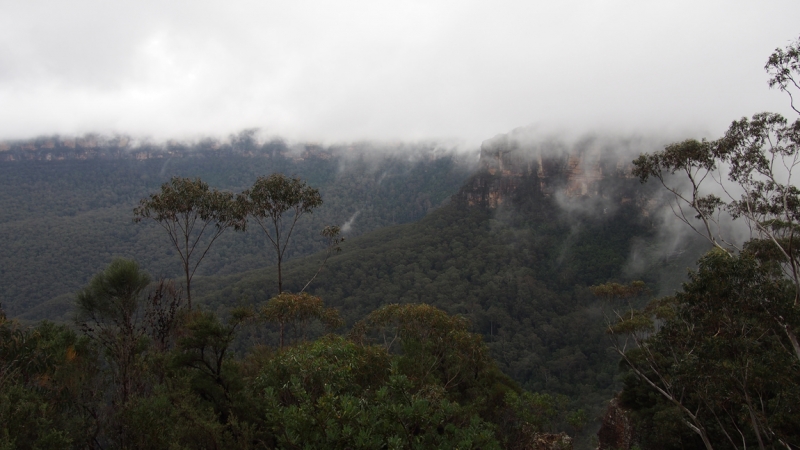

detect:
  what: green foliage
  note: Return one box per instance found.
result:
[501,391,571,439]
[766,34,800,114]
[243,174,323,223]
[0,132,707,446]
[0,145,471,319]
[134,176,246,307]
[614,251,800,448]
[4,292,579,448]
[632,139,716,185]
[75,258,151,330]
[1,135,632,445]
[241,173,339,294]
[196,190,685,420]
[590,281,647,302]
[75,258,151,404]
[351,303,494,398]
[260,292,343,348]
[615,36,800,449]
[172,310,245,421]
[118,380,250,450]
[251,336,501,449]
[0,319,97,449]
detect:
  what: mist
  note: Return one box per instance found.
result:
[475,127,743,290]
[1,1,799,146]
[492,126,779,296]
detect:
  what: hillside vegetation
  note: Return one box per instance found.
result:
[191,162,706,425]
[1,131,711,448]
[0,139,473,319]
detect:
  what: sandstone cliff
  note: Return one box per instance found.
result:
[0,134,337,163]
[456,130,653,211]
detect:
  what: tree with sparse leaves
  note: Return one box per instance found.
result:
[299,225,344,293]
[632,35,800,362]
[134,177,246,309]
[606,35,800,450]
[240,174,340,294]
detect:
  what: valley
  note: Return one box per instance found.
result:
[0,129,709,447]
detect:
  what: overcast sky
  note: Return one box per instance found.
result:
[1,1,799,146]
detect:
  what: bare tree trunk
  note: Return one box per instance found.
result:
[277,256,283,294]
[185,263,192,310]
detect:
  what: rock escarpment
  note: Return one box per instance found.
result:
[0,133,338,162]
[456,130,653,211]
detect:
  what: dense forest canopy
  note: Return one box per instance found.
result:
[0,139,474,320]
[0,127,709,448]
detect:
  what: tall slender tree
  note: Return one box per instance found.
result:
[610,35,800,449]
[134,177,246,309]
[240,174,323,293]
[632,35,800,361]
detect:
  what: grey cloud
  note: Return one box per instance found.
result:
[1,1,799,143]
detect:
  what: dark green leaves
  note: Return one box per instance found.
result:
[75,258,150,327]
[242,174,322,223]
[260,292,343,348]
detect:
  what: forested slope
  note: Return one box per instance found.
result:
[0,131,718,448]
[193,153,708,419]
[0,139,474,319]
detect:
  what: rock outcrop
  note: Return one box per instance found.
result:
[596,398,637,450]
[456,130,644,209]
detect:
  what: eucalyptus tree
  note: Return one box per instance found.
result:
[300,224,344,293]
[596,255,800,449]
[605,35,800,449]
[240,174,323,293]
[632,35,800,361]
[350,303,492,395]
[259,292,342,348]
[134,177,246,309]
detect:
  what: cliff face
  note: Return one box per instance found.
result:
[0,134,460,165]
[0,135,338,163]
[456,131,644,210]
